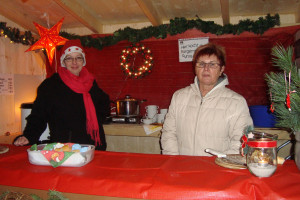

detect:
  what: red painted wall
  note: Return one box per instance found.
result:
[52,26,300,116]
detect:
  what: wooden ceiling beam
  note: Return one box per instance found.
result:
[220,0,230,25]
[53,0,103,33]
[135,0,162,26]
[0,4,39,34]
[295,4,300,24]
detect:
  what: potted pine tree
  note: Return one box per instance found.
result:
[265,45,300,170]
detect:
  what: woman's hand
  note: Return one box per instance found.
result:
[14,136,29,146]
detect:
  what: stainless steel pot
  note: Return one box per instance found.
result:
[115,95,146,117]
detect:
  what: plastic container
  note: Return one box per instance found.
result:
[27,144,95,167]
[249,105,276,128]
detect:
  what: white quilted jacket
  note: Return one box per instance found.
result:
[161,75,253,156]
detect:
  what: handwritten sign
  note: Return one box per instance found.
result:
[0,74,14,95]
[178,37,209,62]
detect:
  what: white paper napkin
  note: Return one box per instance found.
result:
[143,124,162,135]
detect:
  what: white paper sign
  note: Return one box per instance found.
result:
[0,74,14,95]
[178,37,209,62]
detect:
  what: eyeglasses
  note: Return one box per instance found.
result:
[64,56,84,63]
[196,62,220,69]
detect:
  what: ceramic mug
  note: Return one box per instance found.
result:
[151,114,157,123]
[146,110,158,118]
[144,113,157,122]
[145,105,158,117]
[146,105,159,114]
[145,105,159,110]
[157,113,166,124]
[141,118,153,125]
[160,108,168,115]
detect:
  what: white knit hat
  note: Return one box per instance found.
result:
[60,39,86,67]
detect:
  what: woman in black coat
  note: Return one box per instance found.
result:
[14,39,110,150]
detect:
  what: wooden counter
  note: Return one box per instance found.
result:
[0,124,162,154]
[103,125,291,138]
[0,132,20,144]
[0,125,292,156]
[103,123,162,154]
[103,123,161,137]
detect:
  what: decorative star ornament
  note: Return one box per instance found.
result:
[25,18,68,66]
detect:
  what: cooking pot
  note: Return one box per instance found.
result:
[115,95,146,117]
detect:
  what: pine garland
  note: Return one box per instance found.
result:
[0,190,68,200]
[0,22,35,45]
[0,14,280,50]
[265,45,300,132]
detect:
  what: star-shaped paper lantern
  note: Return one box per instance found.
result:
[26,18,68,66]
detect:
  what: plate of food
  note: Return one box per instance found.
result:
[205,148,247,169]
[27,143,95,167]
[0,145,9,154]
[215,154,247,169]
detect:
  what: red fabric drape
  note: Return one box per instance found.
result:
[1,144,300,199]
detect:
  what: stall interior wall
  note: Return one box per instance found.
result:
[50,27,298,116]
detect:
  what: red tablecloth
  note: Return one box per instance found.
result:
[0,144,299,199]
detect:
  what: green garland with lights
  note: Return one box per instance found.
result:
[120,43,153,78]
[0,14,280,49]
[0,22,35,45]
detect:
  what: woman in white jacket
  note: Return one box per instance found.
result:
[161,43,253,156]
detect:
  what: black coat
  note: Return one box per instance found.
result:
[23,73,110,150]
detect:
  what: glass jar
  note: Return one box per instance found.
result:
[247,132,277,178]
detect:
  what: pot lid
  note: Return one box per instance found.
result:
[117,95,137,101]
[116,95,147,103]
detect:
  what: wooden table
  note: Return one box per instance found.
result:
[1,144,300,200]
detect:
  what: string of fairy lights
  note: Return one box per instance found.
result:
[120,43,153,79]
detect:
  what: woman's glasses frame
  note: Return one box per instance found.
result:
[64,56,84,63]
[195,62,220,69]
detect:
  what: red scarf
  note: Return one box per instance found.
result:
[58,67,100,146]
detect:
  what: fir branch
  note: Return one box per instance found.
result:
[48,190,69,200]
[31,194,43,200]
[265,45,300,132]
[271,45,294,72]
[0,191,9,199]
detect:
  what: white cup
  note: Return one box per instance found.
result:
[141,118,153,125]
[144,113,157,122]
[151,114,157,123]
[157,113,166,124]
[145,105,159,118]
[146,110,158,118]
[145,105,159,110]
[160,108,168,115]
